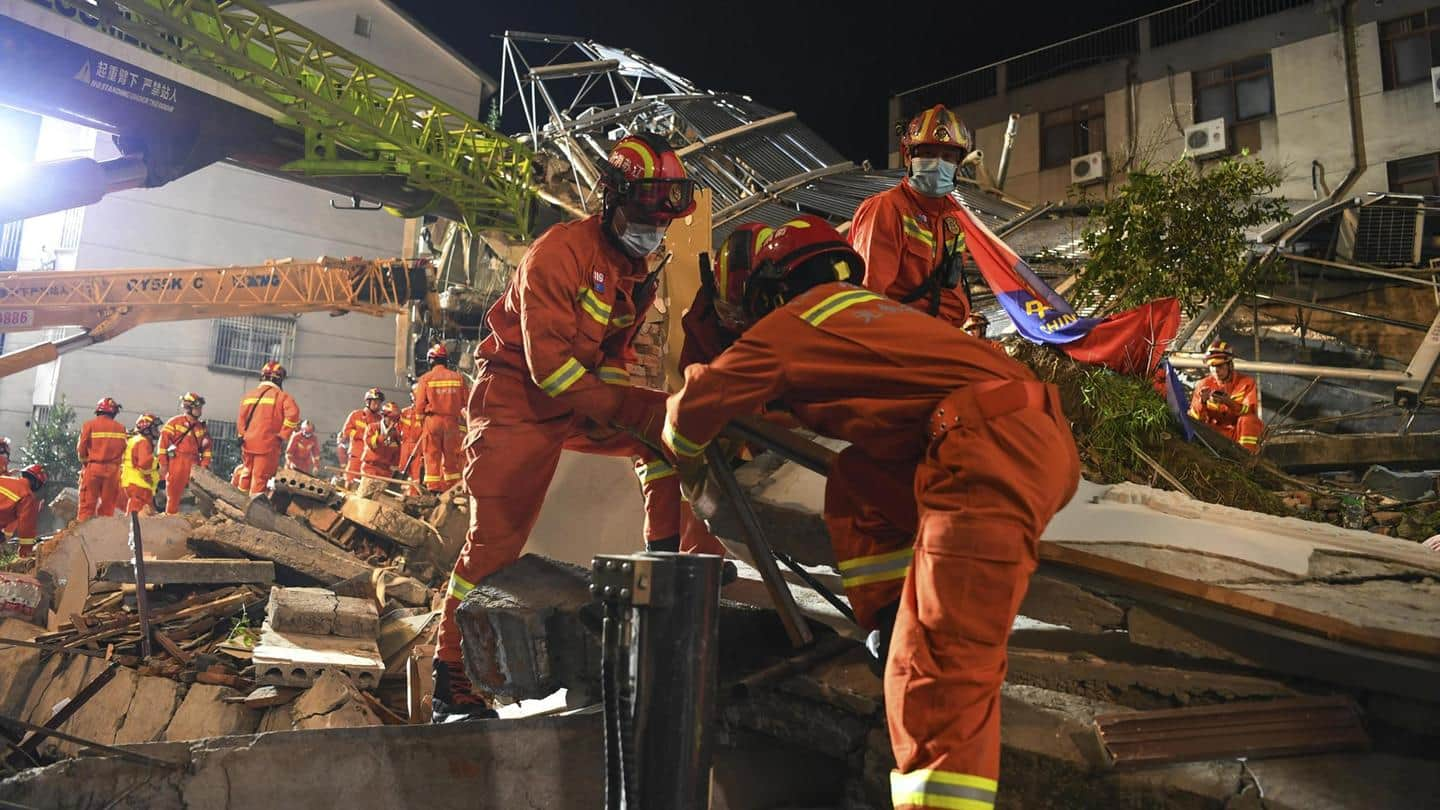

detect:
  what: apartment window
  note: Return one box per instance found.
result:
[1380,8,1440,91]
[211,315,296,375]
[1389,153,1440,196]
[353,14,372,38]
[206,419,240,479]
[57,208,83,251]
[1194,55,1274,125]
[1040,99,1106,170]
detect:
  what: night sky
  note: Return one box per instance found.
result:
[395,0,1177,165]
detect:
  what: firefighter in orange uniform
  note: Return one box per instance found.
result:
[338,389,384,485]
[962,311,990,341]
[121,414,161,515]
[0,465,46,557]
[285,420,321,476]
[397,385,423,495]
[432,134,697,722]
[414,345,468,492]
[1188,340,1263,453]
[662,216,1079,810]
[361,402,403,482]
[0,437,10,474]
[76,397,128,521]
[158,393,211,514]
[851,104,974,327]
[237,361,301,495]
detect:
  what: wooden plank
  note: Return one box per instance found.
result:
[95,559,276,585]
[1041,542,1440,659]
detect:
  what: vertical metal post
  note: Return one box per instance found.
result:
[594,552,721,810]
[128,512,154,659]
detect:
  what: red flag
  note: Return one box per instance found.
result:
[1061,297,1181,376]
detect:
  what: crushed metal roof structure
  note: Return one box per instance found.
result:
[497,32,1026,247]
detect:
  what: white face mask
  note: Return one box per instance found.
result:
[909,156,957,197]
[612,206,667,257]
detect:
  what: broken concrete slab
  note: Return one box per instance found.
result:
[285,670,382,731]
[186,466,250,516]
[162,684,258,742]
[427,489,469,570]
[1361,465,1438,501]
[1005,649,1296,709]
[52,665,138,757]
[251,629,385,689]
[1017,575,1126,633]
[244,497,336,550]
[0,714,606,810]
[0,619,46,716]
[268,469,340,505]
[41,514,193,632]
[114,675,181,745]
[46,487,79,530]
[340,495,442,552]
[265,586,378,639]
[21,654,107,728]
[95,559,275,586]
[240,685,300,710]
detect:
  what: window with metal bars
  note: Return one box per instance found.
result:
[1040,98,1106,169]
[210,316,296,375]
[1380,8,1440,91]
[206,419,240,479]
[1389,153,1440,196]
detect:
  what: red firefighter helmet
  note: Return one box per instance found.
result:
[300,419,314,435]
[134,413,160,434]
[426,343,449,364]
[1205,339,1235,367]
[95,397,121,416]
[364,387,385,403]
[180,392,206,409]
[601,133,697,222]
[20,464,45,491]
[900,104,973,161]
[709,224,774,330]
[260,361,287,382]
[380,402,401,420]
[744,215,864,322]
[962,311,991,337]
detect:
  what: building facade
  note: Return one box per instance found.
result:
[891,0,1440,206]
[0,0,494,474]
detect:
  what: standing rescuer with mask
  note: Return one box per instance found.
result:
[850,104,975,327]
[431,133,697,722]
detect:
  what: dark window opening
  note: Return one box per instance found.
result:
[1380,8,1440,91]
[1040,98,1106,170]
[1389,152,1440,197]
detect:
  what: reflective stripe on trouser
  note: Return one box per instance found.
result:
[244,450,281,496]
[887,384,1079,804]
[164,457,196,515]
[421,415,463,492]
[1236,414,1263,454]
[435,372,684,665]
[78,463,122,521]
[823,447,919,630]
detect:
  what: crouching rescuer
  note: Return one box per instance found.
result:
[662,216,1081,809]
[1188,340,1263,453]
[431,133,700,722]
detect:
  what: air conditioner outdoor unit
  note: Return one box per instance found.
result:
[1070,151,1106,185]
[1432,66,1440,104]
[1184,117,1229,159]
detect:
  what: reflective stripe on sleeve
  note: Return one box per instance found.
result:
[891,769,997,810]
[662,418,706,458]
[283,420,299,429]
[0,487,20,503]
[635,459,677,485]
[838,547,914,588]
[448,571,476,601]
[800,289,885,326]
[598,366,629,385]
[611,313,635,328]
[578,288,613,326]
[538,358,587,397]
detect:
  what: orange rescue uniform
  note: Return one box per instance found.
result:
[0,475,39,557]
[663,283,1080,809]
[1188,371,1263,453]
[850,178,972,327]
[76,415,127,520]
[120,434,160,515]
[397,404,423,495]
[286,432,321,476]
[436,215,684,671]
[237,381,300,496]
[339,408,378,485]
[415,365,469,492]
[158,415,211,514]
[360,419,402,480]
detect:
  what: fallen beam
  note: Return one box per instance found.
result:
[95,560,276,586]
[1261,431,1440,472]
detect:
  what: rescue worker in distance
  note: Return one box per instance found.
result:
[121,414,162,515]
[662,216,1080,810]
[0,465,46,557]
[361,402,404,483]
[285,420,322,476]
[76,397,127,521]
[158,393,211,514]
[237,361,301,495]
[414,344,468,492]
[432,133,698,722]
[1188,340,1263,453]
[397,383,423,496]
[850,104,975,327]
[338,389,384,486]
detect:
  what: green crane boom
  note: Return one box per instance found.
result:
[72,0,534,235]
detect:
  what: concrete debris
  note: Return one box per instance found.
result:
[1361,465,1439,502]
[162,683,259,742]
[253,587,385,690]
[0,619,45,716]
[95,559,276,586]
[46,488,79,530]
[258,670,381,732]
[0,573,42,623]
[265,586,378,639]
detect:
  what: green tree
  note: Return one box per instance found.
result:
[21,395,81,500]
[1074,153,1291,315]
